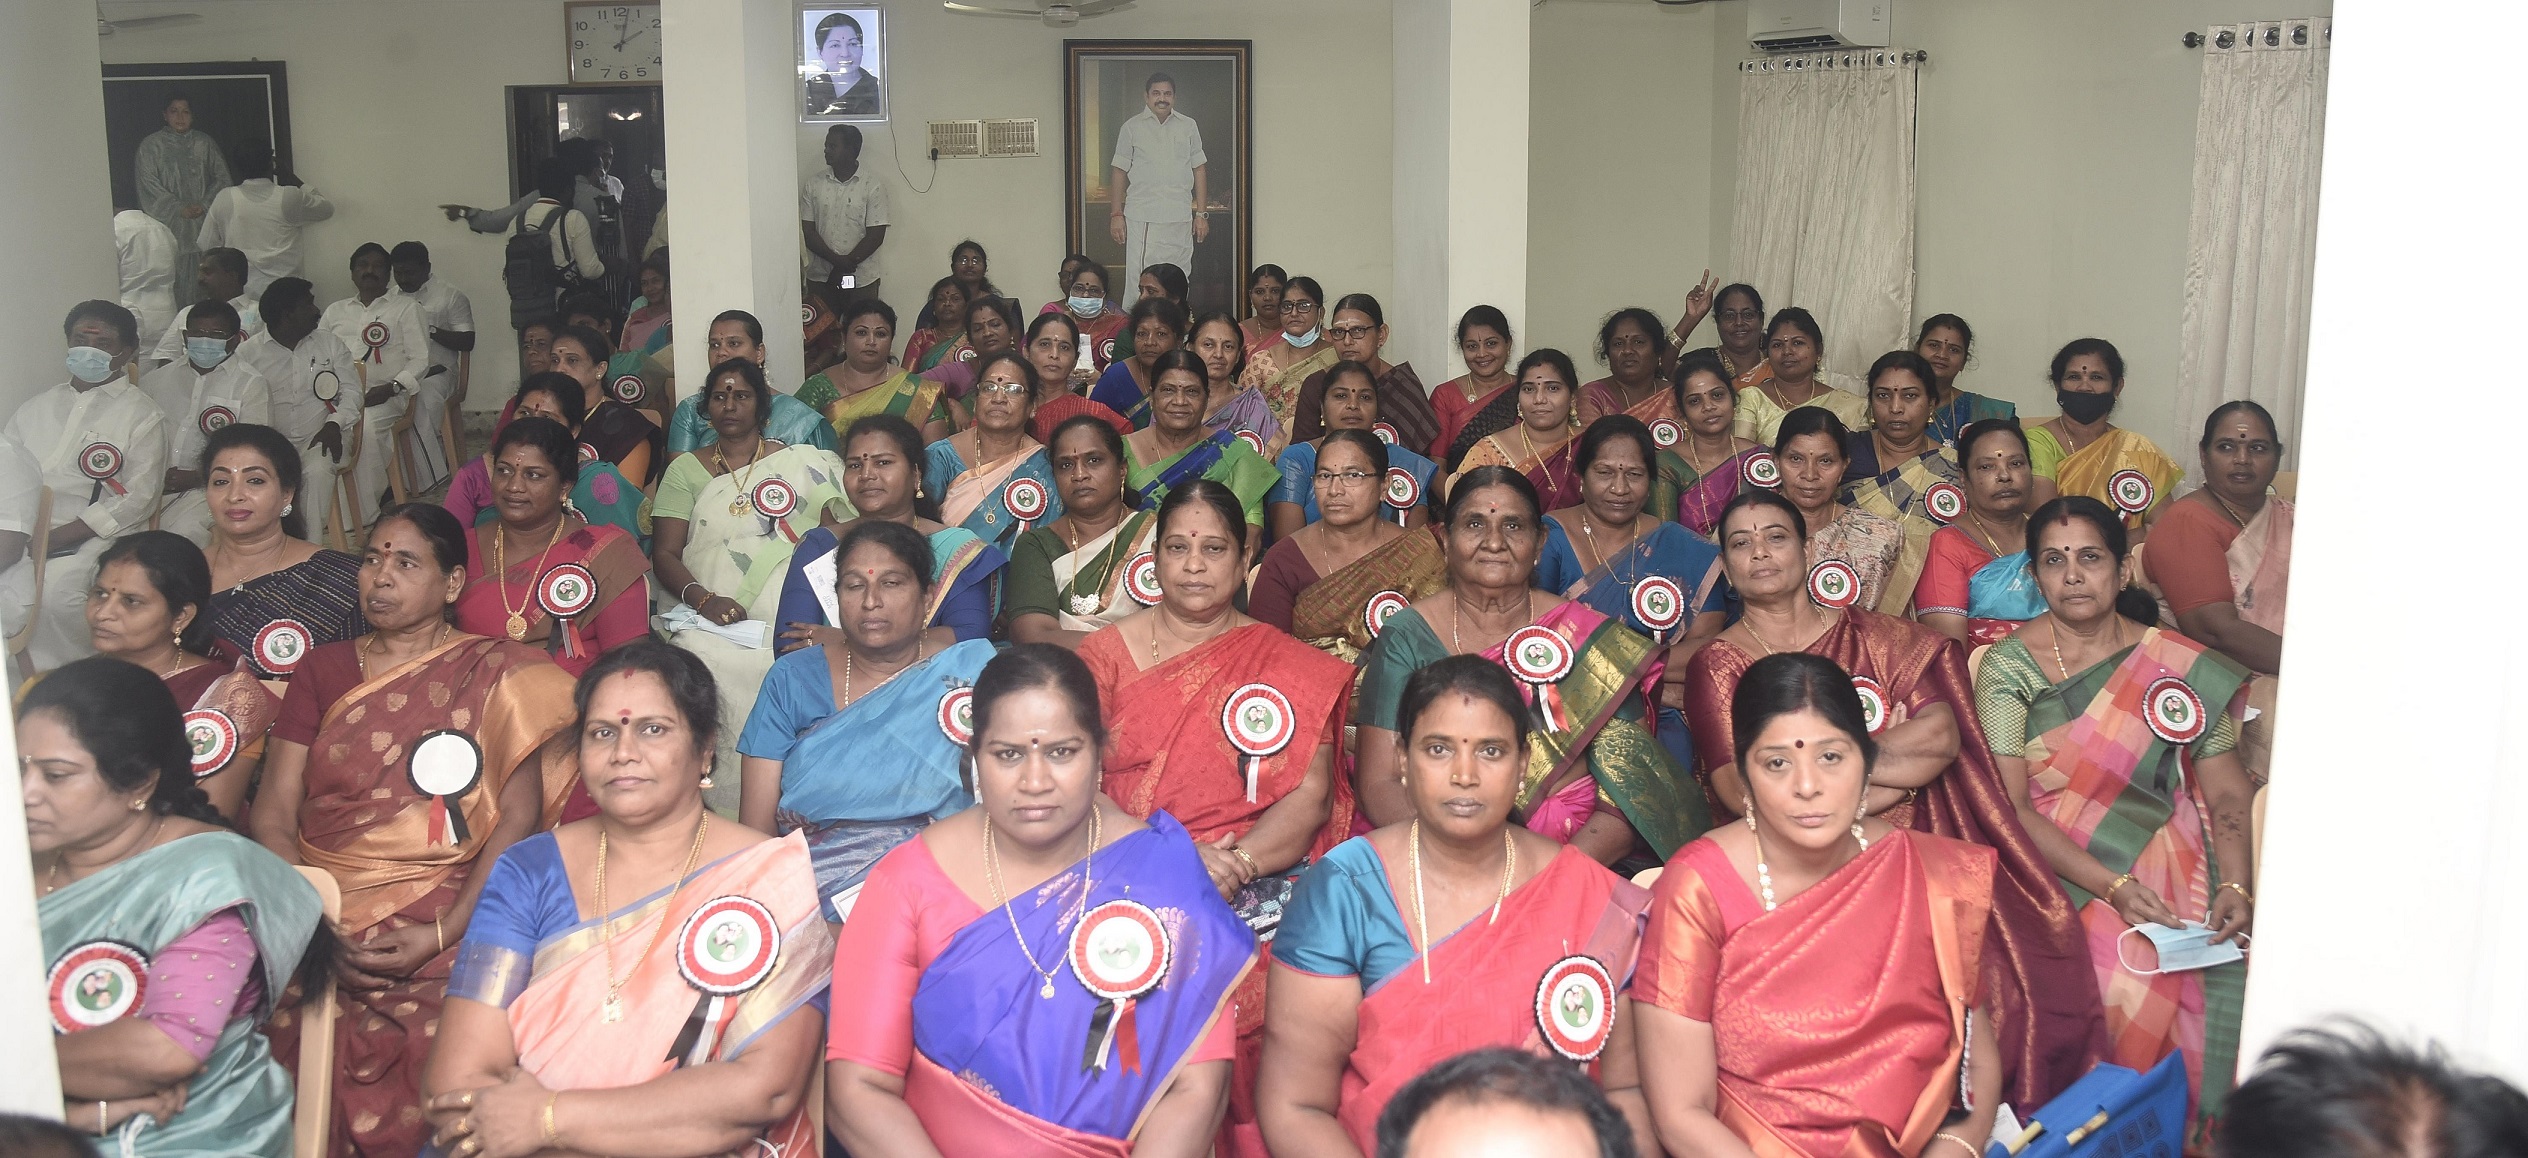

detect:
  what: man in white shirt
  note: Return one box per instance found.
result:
[318,244,429,528]
[388,241,472,485]
[146,248,261,369]
[138,300,273,546]
[5,302,169,669]
[1108,72,1208,309]
[801,124,890,301]
[114,201,180,350]
[238,278,355,545]
[0,428,45,685]
[196,143,335,297]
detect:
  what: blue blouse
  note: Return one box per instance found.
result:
[1272,837,1418,991]
[1266,439,1439,525]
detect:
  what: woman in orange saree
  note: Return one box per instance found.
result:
[2138,401,2289,781]
[1076,480,1353,1158]
[250,504,578,1158]
[1639,652,2005,1158]
[1576,308,1678,431]
[423,641,832,1158]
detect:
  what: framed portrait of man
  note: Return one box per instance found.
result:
[1063,40,1251,314]
[799,5,886,123]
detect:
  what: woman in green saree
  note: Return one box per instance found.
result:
[794,299,953,444]
[904,275,971,373]
[1125,350,1278,553]
[1842,351,1962,616]
[1004,414,1159,650]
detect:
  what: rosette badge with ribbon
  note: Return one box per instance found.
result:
[312,369,342,414]
[2108,469,2156,516]
[1371,422,1399,445]
[667,896,781,1068]
[183,709,241,779]
[1223,683,1296,803]
[937,686,975,746]
[538,562,599,659]
[1504,625,1576,732]
[1070,900,1172,1074]
[361,320,390,363]
[198,405,237,436]
[2142,677,2208,745]
[1849,675,1891,735]
[1234,429,1266,455]
[1923,482,1966,524]
[1630,575,1685,645]
[1124,552,1163,606]
[407,730,484,847]
[49,942,150,1034]
[1363,589,1410,640]
[1004,476,1049,534]
[252,619,313,677]
[1742,451,1782,490]
[1807,559,1861,610]
[1535,955,1617,1062]
[80,442,125,501]
[1382,467,1421,518]
[1649,418,1683,449]
[609,373,646,406]
[750,477,801,542]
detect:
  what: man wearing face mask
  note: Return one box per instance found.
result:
[237,278,355,544]
[2,302,170,668]
[145,247,261,370]
[138,300,273,546]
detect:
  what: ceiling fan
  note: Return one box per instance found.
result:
[942,1,1134,27]
[97,7,202,37]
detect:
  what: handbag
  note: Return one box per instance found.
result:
[1987,1051,2188,1158]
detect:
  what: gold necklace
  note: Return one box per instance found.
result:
[357,621,449,680]
[2208,490,2258,529]
[2046,614,2125,682]
[594,810,711,1023]
[1575,508,1640,571]
[1450,590,1534,654]
[493,515,567,640]
[984,801,1101,1000]
[1147,609,1231,665]
[840,640,923,708]
[715,437,767,516]
[1516,424,1570,506]
[1407,818,1516,984]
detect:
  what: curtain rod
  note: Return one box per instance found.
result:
[2184,22,2327,50]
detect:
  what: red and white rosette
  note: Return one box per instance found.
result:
[1098,337,1118,364]
[361,320,389,363]
[79,442,127,496]
[1003,476,1049,533]
[799,302,817,327]
[1363,589,1410,639]
[252,618,313,676]
[1123,551,1162,606]
[750,476,801,542]
[1382,466,1422,513]
[1807,559,1861,610]
[198,405,237,436]
[608,373,645,406]
[1535,955,1617,1062]
[957,346,978,363]
[2142,676,2208,745]
[1222,683,1297,803]
[669,896,781,1067]
[1234,429,1266,455]
[1923,482,1966,524]
[1630,575,1686,644]
[2108,469,2156,516]
[538,563,599,659]
[407,730,484,847]
[183,709,240,779]
[1849,676,1891,735]
[1070,899,1173,1074]
[937,686,975,746]
[577,441,600,465]
[1649,418,1684,448]
[48,941,149,1034]
[1371,422,1399,446]
[1504,625,1577,732]
[1742,450,1782,489]
[312,369,342,413]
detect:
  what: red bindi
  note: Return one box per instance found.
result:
[1793,739,1804,749]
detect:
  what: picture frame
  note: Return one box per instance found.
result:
[1063,39,1252,315]
[102,61,292,212]
[798,5,887,123]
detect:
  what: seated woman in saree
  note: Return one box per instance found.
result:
[1260,656,1656,1158]
[1267,361,1439,540]
[1087,296,1187,429]
[26,658,325,1157]
[1449,349,1587,514]
[445,374,645,540]
[1916,314,2015,445]
[1775,407,1905,614]
[1291,294,1437,451]
[1005,415,1158,650]
[620,249,674,356]
[1057,261,1131,375]
[1918,419,2044,646]
[2027,338,2183,533]
[550,323,663,487]
[924,350,1063,555]
[1683,488,2106,1106]
[1237,275,1340,434]
[794,299,954,444]
[85,532,278,820]
[249,503,579,1158]
[455,417,650,678]
[197,423,367,673]
[1844,350,1963,615]
[1576,307,1679,431]
[1112,262,1189,365]
[1194,310,1289,460]
[1535,418,1727,767]
[1250,430,1448,662]
[1124,351,1278,547]
[1239,263,1287,355]
[1734,308,1869,444]
[1357,467,1706,871]
[1024,312,1131,443]
[1673,280,1772,392]
[424,641,832,1158]
[904,275,971,373]
[664,311,840,456]
[739,521,990,917]
[1429,305,1518,465]
[652,359,853,812]
[825,643,1251,1158]
[1668,350,1770,537]
[920,294,1024,419]
[1978,497,2257,1140]
[1636,652,2005,1158]
[777,414,1002,651]
[2139,401,2289,781]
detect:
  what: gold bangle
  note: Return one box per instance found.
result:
[542,1092,562,1147]
[2102,873,2137,902]
[433,916,444,955]
[1933,1131,1980,1157]
[2219,881,2256,905]
[99,1100,110,1135]
[1229,845,1259,875]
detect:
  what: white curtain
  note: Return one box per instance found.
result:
[1729,50,1919,379]
[2176,19,2330,462]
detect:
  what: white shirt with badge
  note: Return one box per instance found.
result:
[389,277,476,384]
[147,294,263,369]
[319,293,430,396]
[238,328,357,450]
[139,356,273,474]
[1,376,168,539]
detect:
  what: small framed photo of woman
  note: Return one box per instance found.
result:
[799,5,886,122]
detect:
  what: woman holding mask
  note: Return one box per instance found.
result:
[1429,307,1516,466]
[1061,262,1129,375]
[1448,350,1586,513]
[1266,361,1439,540]
[1194,310,1287,460]
[1291,294,1437,451]
[1123,351,1278,539]
[1668,351,1770,537]
[1003,415,1158,649]
[1237,275,1339,434]
[445,374,645,540]
[1915,314,2015,444]
[197,423,367,671]
[1087,296,1187,429]
[1843,351,1962,617]
[84,531,278,821]
[925,350,1063,555]
[2027,338,2182,531]
[1249,429,1447,663]
[776,414,1001,650]
[1917,420,2045,646]
[1733,308,1868,444]
[795,300,952,444]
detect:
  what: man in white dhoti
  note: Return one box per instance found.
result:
[1107,72,1208,309]
[318,245,428,528]
[133,95,232,307]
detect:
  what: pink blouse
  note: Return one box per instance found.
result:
[140,907,263,1063]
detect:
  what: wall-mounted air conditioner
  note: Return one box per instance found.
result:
[1749,0,1889,52]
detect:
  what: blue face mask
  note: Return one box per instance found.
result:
[1068,296,1104,318]
[66,346,116,384]
[2117,921,2246,975]
[1285,327,1321,348]
[185,336,232,370]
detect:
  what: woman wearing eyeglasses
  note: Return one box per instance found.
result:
[1265,360,1438,541]
[922,351,1062,556]
[1249,429,1447,664]
[1289,294,1437,453]
[1235,275,1338,436]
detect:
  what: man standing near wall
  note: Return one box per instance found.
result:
[1108,72,1206,309]
[801,124,889,304]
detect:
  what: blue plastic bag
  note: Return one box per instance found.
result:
[1987,1051,2188,1158]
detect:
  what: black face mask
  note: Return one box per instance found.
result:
[2056,388,2116,424]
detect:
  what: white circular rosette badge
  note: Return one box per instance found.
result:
[49,942,150,1034]
[1363,589,1410,639]
[1234,429,1266,455]
[1004,477,1049,526]
[1504,625,1576,732]
[183,709,240,779]
[937,686,975,746]
[1382,466,1421,512]
[361,320,389,352]
[2142,677,2208,745]
[1223,683,1297,803]
[1069,899,1173,1073]
[1630,576,1685,641]
[1534,955,1616,1062]
[670,895,782,1066]
[407,730,484,847]
[2108,469,2156,516]
[1099,338,1118,364]
[1742,451,1782,489]
[253,618,313,676]
[750,477,802,543]
[1124,551,1163,606]
[1807,559,1861,610]
[538,563,598,619]
[79,442,128,497]
[1649,418,1683,448]
[578,442,600,465]
[800,303,817,326]
[312,369,343,409]
[1371,422,1399,445]
[198,405,237,436]
[1923,482,1966,524]
[608,373,645,405]
[1849,676,1891,735]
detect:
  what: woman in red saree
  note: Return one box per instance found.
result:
[1259,655,1655,1158]
[1639,652,2005,1158]
[1576,308,1678,431]
[1429,306,1517,465]
[250,505,579,1158]
[1076,479,1352,1158]
[454,417,652,679]
[1448,350,1585,513]
[1680,490,2104,1110]
[2138,401,2289,782]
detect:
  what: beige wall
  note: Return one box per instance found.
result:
[1,4,121,420]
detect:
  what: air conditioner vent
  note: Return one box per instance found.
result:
[981,119,1040,158]
[927,120,982,158]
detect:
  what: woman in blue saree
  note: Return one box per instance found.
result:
[1266,360,1438,539]
[1123,351,1278,553]
[777,414,1004,649]
[924,350,1065,556]
[1916,419,2046,646]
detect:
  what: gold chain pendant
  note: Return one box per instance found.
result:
[506,612,528,641]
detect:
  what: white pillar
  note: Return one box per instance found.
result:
[662,0,804,395]
[2239,0,2528,1082]
[1390,0,1529,386]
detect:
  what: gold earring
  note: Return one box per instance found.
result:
[698,775,715,790]
[129,799,147,812]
